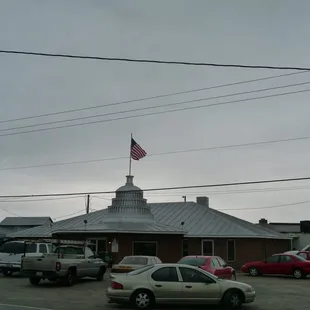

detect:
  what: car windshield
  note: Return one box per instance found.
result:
[127,265,154,275]
[120,256,148,265]
[292,254,307,261]
[178,257,206,266]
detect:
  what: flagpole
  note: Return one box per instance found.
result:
[129,133,132,176]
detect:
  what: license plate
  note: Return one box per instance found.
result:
[119,266,131,269]
[36,272,43,276]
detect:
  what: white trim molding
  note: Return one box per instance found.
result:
[201,239,214,256]
[132,241,158,256]
[227,239,236,262]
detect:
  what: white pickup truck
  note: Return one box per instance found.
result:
[0,240,54,276]
[21,245,107,286]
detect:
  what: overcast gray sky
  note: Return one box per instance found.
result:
[0,0,310,224]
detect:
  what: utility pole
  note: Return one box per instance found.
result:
[86,194,90,214]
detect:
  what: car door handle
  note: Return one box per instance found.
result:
[155,285,162,287]
[185,285,192,289]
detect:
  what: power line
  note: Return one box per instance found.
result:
[145,185,310,196]
[53,209,86,220]
[0,196,84,203]
[1,134,310,171]
[219,200,310,211]
[0,176,310,198]
[0,71,306,124]
[1,87,310,138]
[1,49,310,71]
[2,80,310,133]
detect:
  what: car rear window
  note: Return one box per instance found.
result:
[120,257,148,265]
[178,257,206,266]
[292,254,307,261]
[127,265,154,275]
[55,246,84,255]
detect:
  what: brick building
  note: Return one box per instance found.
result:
[8,175,290,268]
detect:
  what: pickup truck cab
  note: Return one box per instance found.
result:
[22,245,107,286]
[0,241,53,276]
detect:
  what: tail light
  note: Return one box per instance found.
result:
[56,262,61,271]
[111,281,123,289]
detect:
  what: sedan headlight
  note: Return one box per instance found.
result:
[245,286,254,293]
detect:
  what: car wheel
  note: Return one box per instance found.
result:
[248,267,259,277]
[96,267,106,281]
[65,270,75,286]
[293,268,304,279]
[131,289,155,310]
[29,277,41,286]
[223,290,243,310]
[2,270,13,277]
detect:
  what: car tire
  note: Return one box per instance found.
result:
[293,268,304,279]
[2,270,13,277]
[29,277,41,286]
[131,289,155,310]
[65,270,75,286]
[248,267,259,277]
[222,290,243,310]
[96,267,106,281]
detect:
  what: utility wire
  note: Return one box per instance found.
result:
[0,87,310,138]
[0,176,310,198]
[1,134,310,171]
[2,80,310,133]
[0,71,306,124]
[1,49,310,71]
[219,200,310,211]
[145,185,310,196]
[0,196,84,203]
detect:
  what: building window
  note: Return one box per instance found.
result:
[201,240,214,256]
[227,240,235,262]
[133,241,157,256]
[182,239,188,257]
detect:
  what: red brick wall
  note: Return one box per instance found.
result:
[53,232,182,264]
[187,237,290,269]
[52,232,290,269]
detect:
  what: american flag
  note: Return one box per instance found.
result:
[131,138,147,160]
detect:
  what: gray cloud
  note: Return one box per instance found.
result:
[1,0,310,223]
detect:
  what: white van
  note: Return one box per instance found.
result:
[0,241,54,276]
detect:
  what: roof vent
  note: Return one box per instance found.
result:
[259,218,268,225]
[196,196,209,207]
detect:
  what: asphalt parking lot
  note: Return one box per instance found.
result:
[0,273,308,310]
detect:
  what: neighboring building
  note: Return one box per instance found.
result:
[257,218,310,250]
[0,216,53,236]
[8,176,290,268]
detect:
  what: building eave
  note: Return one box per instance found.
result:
[185,234,292,239]
[52,229,184,235]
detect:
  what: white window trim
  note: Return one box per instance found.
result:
[201,239,214,256]
[132,241,158,256]
[227,239,236,262]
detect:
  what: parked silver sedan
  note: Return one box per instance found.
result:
[106,263,255,309]
[111,255,161,274]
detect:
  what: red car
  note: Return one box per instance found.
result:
[177,255,236,280]
[241,253,310,279]
[297,251,310,260]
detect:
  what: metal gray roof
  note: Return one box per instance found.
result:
[7,202,289,239]
[52,221,185,234]
[0,217,53,226]
[268,223,300,233]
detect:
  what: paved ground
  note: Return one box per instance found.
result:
[0,273,308,310]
